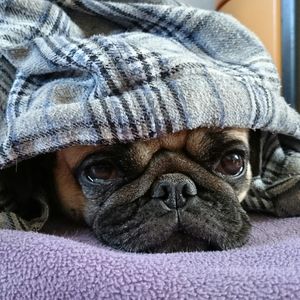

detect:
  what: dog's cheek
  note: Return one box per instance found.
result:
[54,153,86,220]
[79,187,106,226]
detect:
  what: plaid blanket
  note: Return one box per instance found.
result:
[0,0,300,230]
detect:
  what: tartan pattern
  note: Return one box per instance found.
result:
[243,132,300,213]
[0,197,49,231]
[0,0,299,229]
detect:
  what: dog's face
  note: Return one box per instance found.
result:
[54,128,252,253]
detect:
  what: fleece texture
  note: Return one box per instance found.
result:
[1,215,300,299]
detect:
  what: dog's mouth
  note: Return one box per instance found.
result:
[144,207,221,253]
[91,195,250,253]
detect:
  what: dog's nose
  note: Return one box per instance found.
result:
[151,173,197,209]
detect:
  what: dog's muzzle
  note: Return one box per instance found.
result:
[152,173,197,210]
[89,151,250,253]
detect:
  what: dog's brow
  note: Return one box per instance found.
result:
[223,129,249,146]
[159,130,188,151]
[207,130,249,151]
[58,145,105,170]
[186,128,249,159]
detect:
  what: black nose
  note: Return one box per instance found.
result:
[151,173,197,209]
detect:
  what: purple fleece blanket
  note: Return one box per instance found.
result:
[1,215,300,299]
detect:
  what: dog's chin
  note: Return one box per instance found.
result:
[145,230,218,253]
[92,223,219,253]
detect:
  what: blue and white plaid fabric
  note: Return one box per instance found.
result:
[0,0,300,229]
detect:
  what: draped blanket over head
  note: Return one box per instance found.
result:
[0,0,300,229]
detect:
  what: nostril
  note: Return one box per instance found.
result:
[180,181,197,198]
[159,185,170,200]
[152,182,171,200]
[177,181,197,198]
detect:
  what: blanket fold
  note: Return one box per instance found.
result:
[0,0,299,165]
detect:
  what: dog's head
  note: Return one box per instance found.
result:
[54,128,252,253]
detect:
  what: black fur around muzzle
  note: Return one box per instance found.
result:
[86,151,250,253]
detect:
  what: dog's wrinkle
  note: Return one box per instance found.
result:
[97,190,153,220]
[159,130,188,151]
[93,196,178,248]
[177,200,250,245]
[107,206,179,248]
[98,197,169,234]
[99,151,199,212]
[98,200,141,227]
[95,217,146,247]
[183,201,242,228]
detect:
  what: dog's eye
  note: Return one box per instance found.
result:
[215,152,244,176]
[85,160,120,183]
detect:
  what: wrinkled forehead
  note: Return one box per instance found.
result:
[57,128,249,169]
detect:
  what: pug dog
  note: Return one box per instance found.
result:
[53,127,253,253]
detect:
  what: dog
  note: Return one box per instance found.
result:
[53,127,253,253]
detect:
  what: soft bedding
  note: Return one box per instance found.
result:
[1,215,300,299]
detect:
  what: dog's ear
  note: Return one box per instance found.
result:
[249,130,262,177]
[0,154,56,229]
